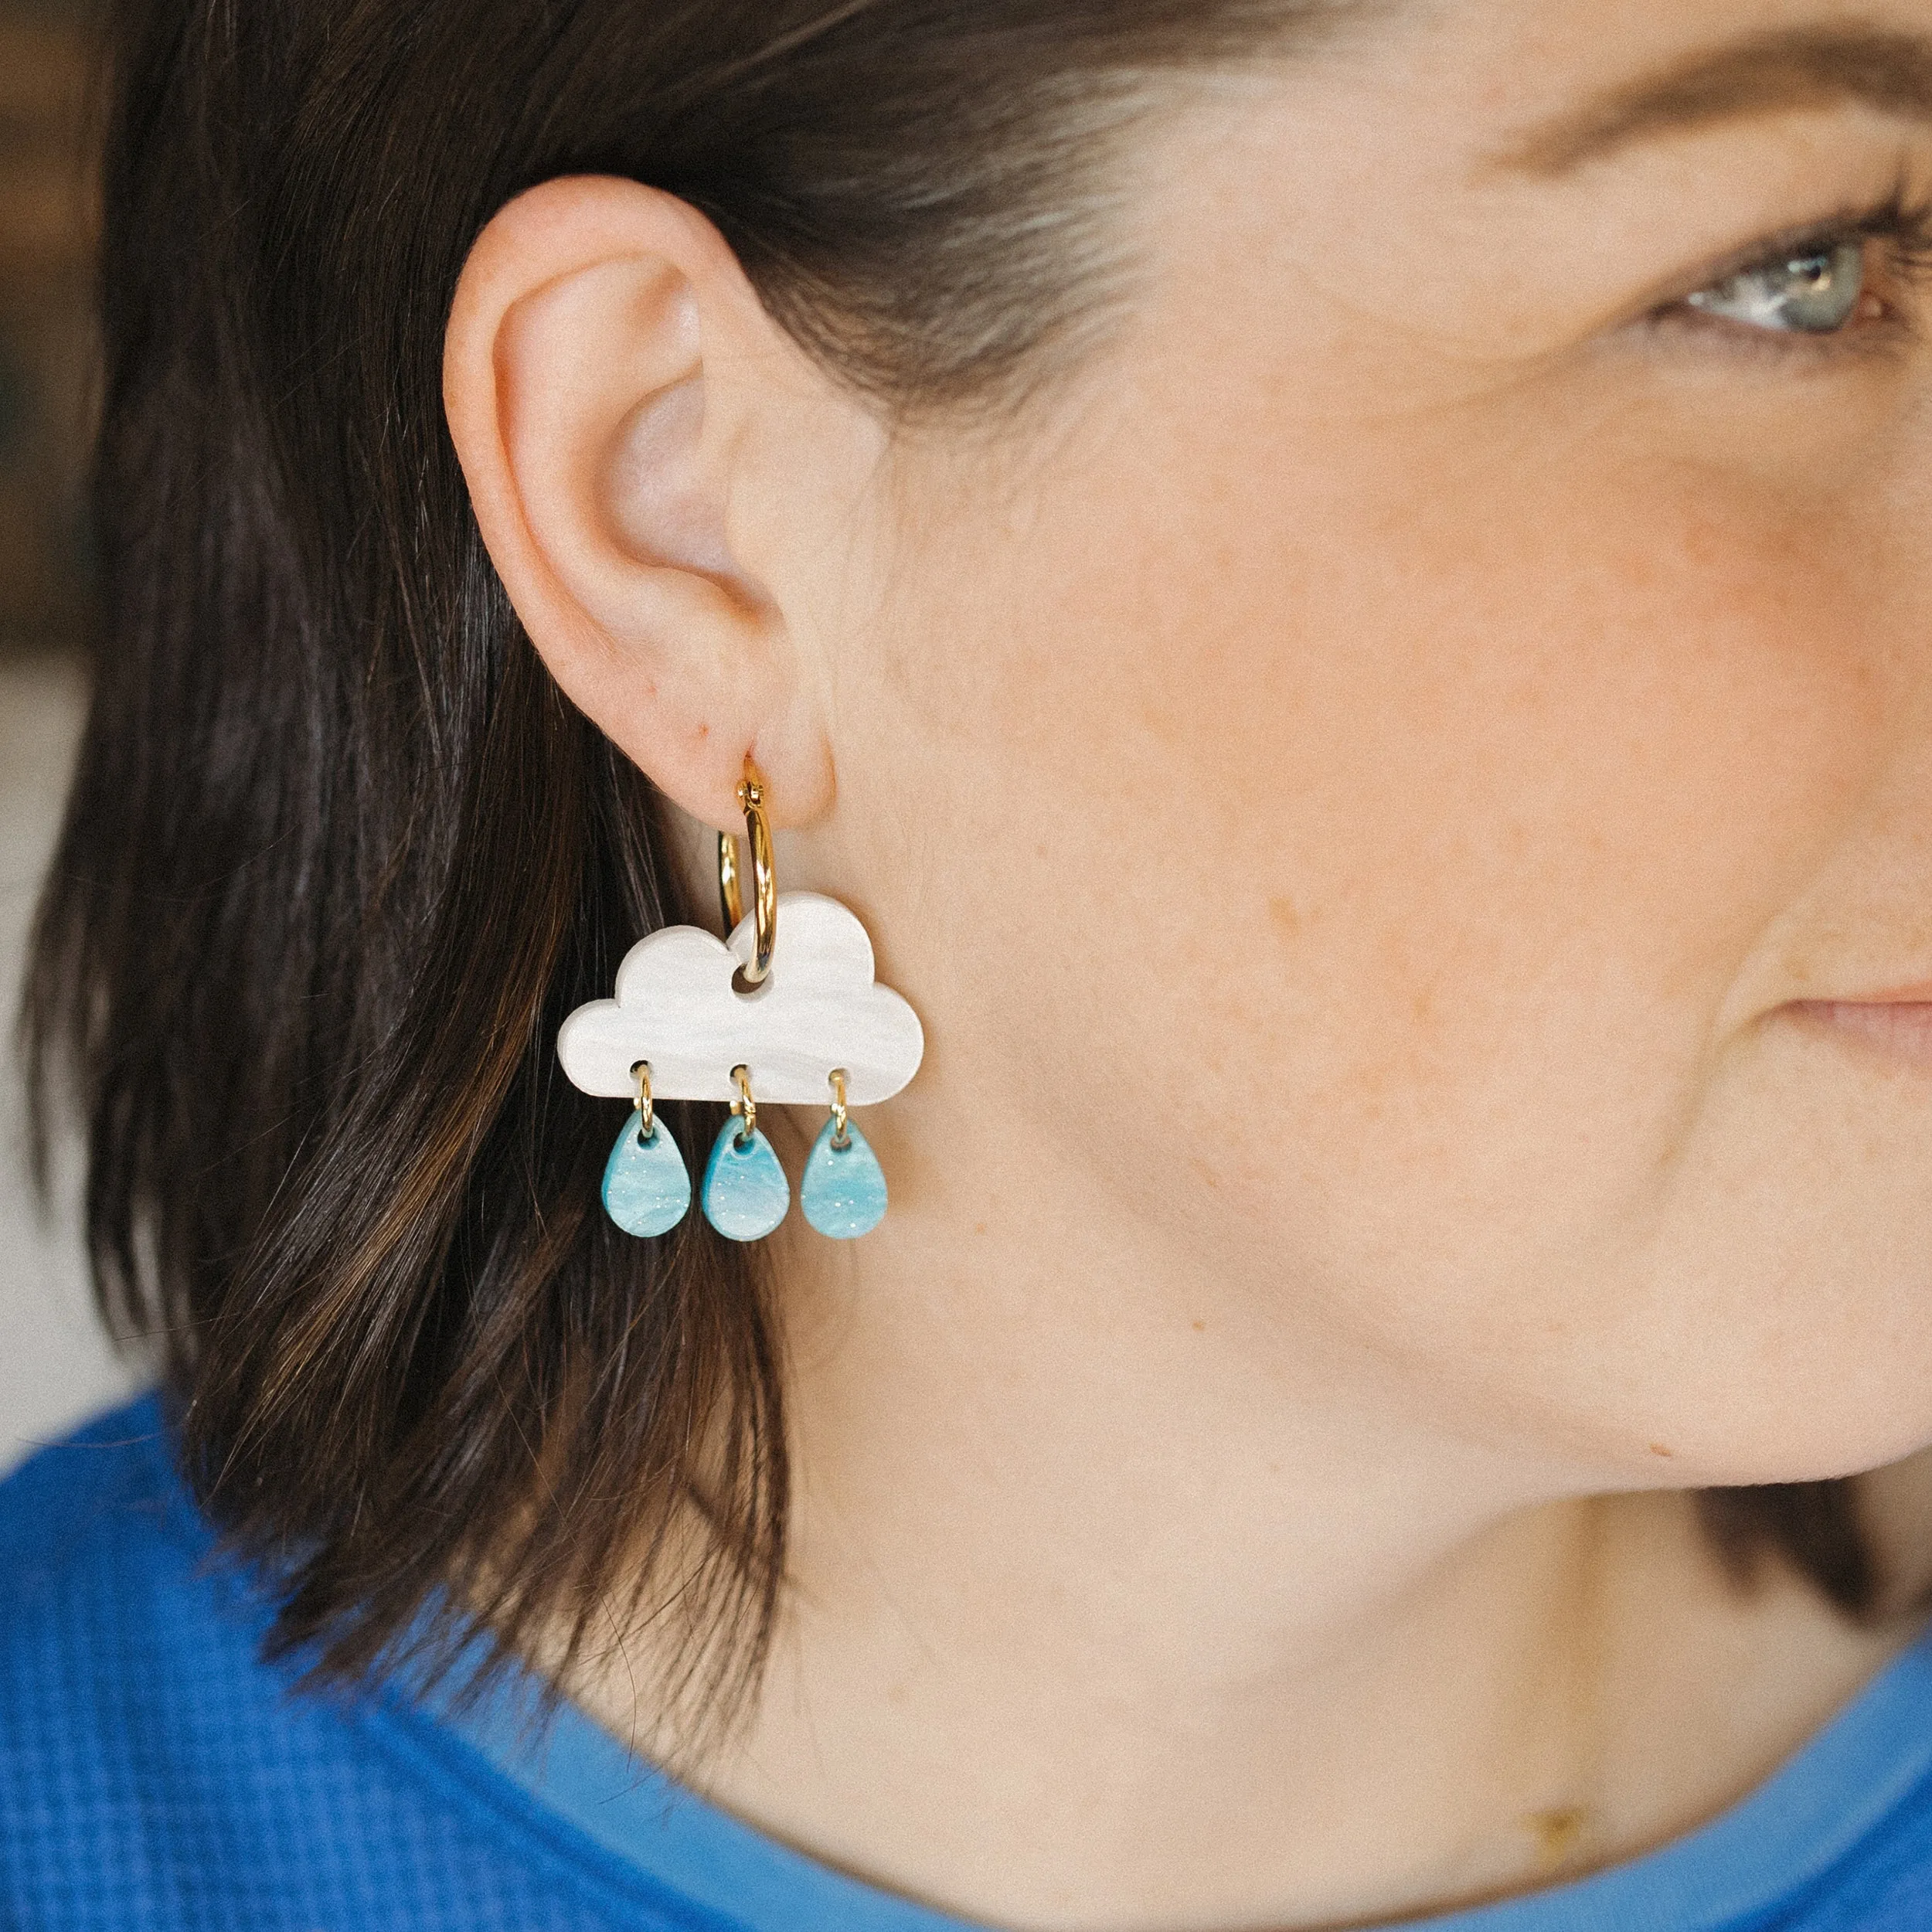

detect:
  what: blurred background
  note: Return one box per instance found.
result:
[0,0,138,1473]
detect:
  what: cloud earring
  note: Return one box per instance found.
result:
[600,1062,692,1237]
[560,761,923,1242]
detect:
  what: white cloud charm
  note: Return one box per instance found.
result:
[556,892,925,1107]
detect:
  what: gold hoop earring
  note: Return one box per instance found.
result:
[717,762,776,992]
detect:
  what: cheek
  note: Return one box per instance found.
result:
[1036,393,1887,1150]
[886,380,1926,1475]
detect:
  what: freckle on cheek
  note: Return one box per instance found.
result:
[1269,895,1301,940]
[1649,1443,1675,1458]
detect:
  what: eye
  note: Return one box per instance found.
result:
[1684,236,1867,335]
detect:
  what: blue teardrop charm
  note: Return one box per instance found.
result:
[701,1121,791,1242]
[800,1117,888,1239]
[601,1113,691,1237]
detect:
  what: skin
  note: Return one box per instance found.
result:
[444,0,1932,1923]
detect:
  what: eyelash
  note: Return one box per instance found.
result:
[1654,185,1932,359]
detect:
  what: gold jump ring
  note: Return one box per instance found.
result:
[829,1069,851,1149]
[630,1060,655,1139]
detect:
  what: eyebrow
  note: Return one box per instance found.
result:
[1494,26,1932,176]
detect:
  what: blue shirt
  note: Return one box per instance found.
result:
[7,1395,1932,1931]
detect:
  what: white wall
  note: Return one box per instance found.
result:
[0,656,138,1475]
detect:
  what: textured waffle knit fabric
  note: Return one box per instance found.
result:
[10,1393,1932,1932]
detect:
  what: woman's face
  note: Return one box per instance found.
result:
[808,0,1932,1489]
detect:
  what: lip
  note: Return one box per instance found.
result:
[1818,981,1932,1005]
[1790,997,1932,1070]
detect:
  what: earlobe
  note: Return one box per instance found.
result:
[443,175,830,827]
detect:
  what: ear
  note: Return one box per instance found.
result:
[444,175,835,828]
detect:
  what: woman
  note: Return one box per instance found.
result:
[9,0,1932,1924]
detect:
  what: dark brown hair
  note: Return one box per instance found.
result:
[21,0,1883,1740]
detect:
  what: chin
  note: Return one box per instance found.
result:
[1581,1326,1932,1492]
[1587,1032,1932,1487]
